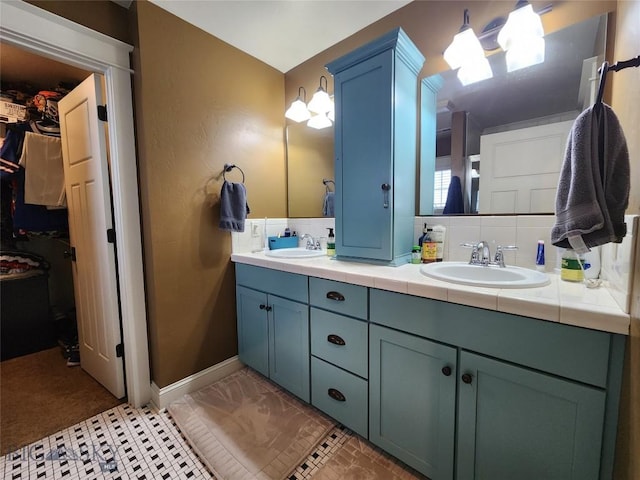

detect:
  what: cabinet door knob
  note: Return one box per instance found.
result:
[259,304,266,310]
[328,388,346,402]
[327,334,346,346]
[265,305,272,312]
[326,291,345,302]
[461,373,473,384]
[381,183,391,208]
[441,366,452,376]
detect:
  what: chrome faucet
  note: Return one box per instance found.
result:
[300,234,321,250]
[461,241,518,267]
[475,240,491,265]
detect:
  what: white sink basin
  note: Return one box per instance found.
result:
[420,262,550,289]
[265,248,326,259]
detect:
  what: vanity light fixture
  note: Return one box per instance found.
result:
[307,112,332,130]
[497,0,545,72]
[443,9,493,86]
[285,86,311,122]
[307,76,333,114]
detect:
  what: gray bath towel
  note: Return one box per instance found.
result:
[551,103,629,252]
[219,181,250,232]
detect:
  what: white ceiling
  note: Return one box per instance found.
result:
[148,0,412,73]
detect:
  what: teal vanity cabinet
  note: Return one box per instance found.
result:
[309,278,369,437]
[369,324,457,479]
[369,289,624,480]
[235,264,310,402]
[326,28,425,265]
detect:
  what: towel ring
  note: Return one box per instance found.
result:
[223,163,245,183]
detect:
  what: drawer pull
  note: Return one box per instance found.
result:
[441,366,452,376]
[328,388,346,402]
[327,334,346,346]
[326,291,345,302]
[461,373,473,384]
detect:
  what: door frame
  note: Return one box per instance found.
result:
[0,0,150,407]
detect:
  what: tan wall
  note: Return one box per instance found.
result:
[611,1,640,477]
[130,1,286,387]
[25,0,131,44]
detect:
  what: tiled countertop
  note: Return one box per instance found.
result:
[231,252,630,336]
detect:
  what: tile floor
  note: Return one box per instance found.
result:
[0,402,358,480]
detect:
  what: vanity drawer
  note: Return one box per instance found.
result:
[310,308,368,378]
[311,356,368,438]
[309,277,367,319]
[235,264,308,303]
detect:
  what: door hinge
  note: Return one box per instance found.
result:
[64,246,77,262]
[107,228,116,244]
[97,105,108,122]
[116,343,124,357]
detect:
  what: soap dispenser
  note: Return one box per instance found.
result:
[327,228,335,256]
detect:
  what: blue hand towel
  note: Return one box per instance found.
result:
[219,181,250,232]
[443,175,464,214]
[322,191,334,217]
[551,103,629,252]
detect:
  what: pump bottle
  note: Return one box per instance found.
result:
[326,228,335,256]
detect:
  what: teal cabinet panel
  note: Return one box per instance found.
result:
[310,307,368,378]
[269,296,310,402]
[235,265,310,402]
[311,357,368,438]
[235,263,308,304]
[333,49,393,261]
[309,277,368,319]
[327,28,424,265]
[369,324,456,479]
[236,286,269,378]
[370,288,611,388]
[457,351,606,480]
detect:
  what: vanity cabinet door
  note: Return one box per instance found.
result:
[369,324,456,480]
[457,351,606,480]
[333,49,394,261]
[268,295,310,402]
[236,285,269,378]
[236,285,310,402]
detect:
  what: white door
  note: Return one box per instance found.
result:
[58,74,125,398]
[478,120,574,214]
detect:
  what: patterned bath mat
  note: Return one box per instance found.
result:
[168,368,335,480]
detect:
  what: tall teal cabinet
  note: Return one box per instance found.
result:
[326,28,424,265]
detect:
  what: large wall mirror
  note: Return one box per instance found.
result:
[424,13,608,215]
[285,12,608,218]
[286,122,334,217]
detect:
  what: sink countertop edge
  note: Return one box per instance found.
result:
[230,253,630,336]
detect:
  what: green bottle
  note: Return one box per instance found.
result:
[327,228,335,256]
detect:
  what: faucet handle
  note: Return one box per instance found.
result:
[460,243,480,264]
[494,245,518,267]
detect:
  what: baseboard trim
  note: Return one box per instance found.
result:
[150,356,244,410]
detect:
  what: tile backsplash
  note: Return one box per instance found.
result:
[232,214,637,314]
